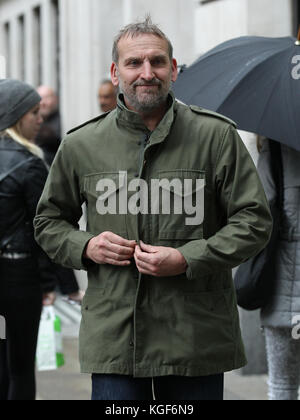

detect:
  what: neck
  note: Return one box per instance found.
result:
[140,103,168,131]
[124,98,168,131]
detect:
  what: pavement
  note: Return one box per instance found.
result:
[36,297,269,401]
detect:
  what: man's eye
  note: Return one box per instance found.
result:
[151,58,166,66]
[128,60,140,66]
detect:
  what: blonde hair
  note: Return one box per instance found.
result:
[257,136,265,154]
[5,123,44,160]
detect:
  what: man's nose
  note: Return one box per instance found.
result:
[140,61,155,80]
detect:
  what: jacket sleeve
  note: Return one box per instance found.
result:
[177,125,273,280]
[256,139,277,205]
[34,139,95,270]
[24,157,57,292]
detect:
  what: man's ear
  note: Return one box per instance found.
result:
[171,58,178,83]
[111,62,119,87]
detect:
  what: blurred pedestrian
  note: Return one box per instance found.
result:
[34,17,272,401]
[36,85,83,304]
[98,79,117,113]
[36,86,61,166]
[0,79,57,400]
[258,138,300,400]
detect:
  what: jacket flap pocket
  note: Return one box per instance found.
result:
[84,171,126,199]
[157,170,206,197]
[157,170,205,241]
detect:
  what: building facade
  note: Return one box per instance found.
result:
[0,0,298,132]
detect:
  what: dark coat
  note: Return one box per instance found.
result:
[0,134,56,292]
[259,140,300,327]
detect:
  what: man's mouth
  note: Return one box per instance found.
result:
[134,81,161,88]
[137,84,158,87]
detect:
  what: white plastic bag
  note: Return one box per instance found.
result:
[36,306,65,371]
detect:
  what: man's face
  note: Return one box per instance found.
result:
[111,34,178,114]
[98,83,117,113]
[37,86,58,119]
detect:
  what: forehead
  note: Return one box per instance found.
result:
[38,87,55,98]
[99,83,114,95]
[117,34,169,60]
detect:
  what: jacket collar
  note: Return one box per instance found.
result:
[116,91,178,145]
[0,134,27,152]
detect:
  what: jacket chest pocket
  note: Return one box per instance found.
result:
[83,172,128,237]
[156,170,205,241]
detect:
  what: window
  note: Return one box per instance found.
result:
[33,6,42,86]
[51,0,60,93]
[18,15,25,80]
[4,22,10,77]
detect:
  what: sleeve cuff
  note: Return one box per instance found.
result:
[176,239,208,280]
[67,231,96,271]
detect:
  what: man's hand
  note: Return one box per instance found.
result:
[84,232,136,266]
[134,241,187,277]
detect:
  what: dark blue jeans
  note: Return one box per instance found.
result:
[92,373,224,401]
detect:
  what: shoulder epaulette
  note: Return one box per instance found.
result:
[190,105,237,128]
[67,111,111,135]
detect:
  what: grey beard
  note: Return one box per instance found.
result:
[119,79,171,114]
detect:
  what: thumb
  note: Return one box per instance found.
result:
[140,241,157,253]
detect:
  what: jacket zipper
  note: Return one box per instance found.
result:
[133,132,150,377]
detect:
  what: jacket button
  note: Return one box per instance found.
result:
[130,340,134,347]
[134,173,139,178]
[85,306,89,311]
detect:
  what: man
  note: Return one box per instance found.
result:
[98,79,117,113]
[36,86,61,165]
[34,17,273,400]
[37,86,61,139]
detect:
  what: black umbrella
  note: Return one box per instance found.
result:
[174,34,300,151]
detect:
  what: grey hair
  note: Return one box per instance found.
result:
[112,15,173,63]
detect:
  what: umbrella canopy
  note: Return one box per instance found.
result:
[174,35,300,151]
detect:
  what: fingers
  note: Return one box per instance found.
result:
[106,232,136,249]
[139,241,156,254]
[90,232,136,266]
[43,292,56,306]
[135,242,158,263]
[134,256,155,275]
[104,233,135,264]
[134,243,160,275]
[103,248,132,262]
[105,258,132,267]
[108,241,136,257]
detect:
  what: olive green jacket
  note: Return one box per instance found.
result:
[34,93,273,377]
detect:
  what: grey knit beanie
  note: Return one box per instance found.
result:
[0,79,41,131]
